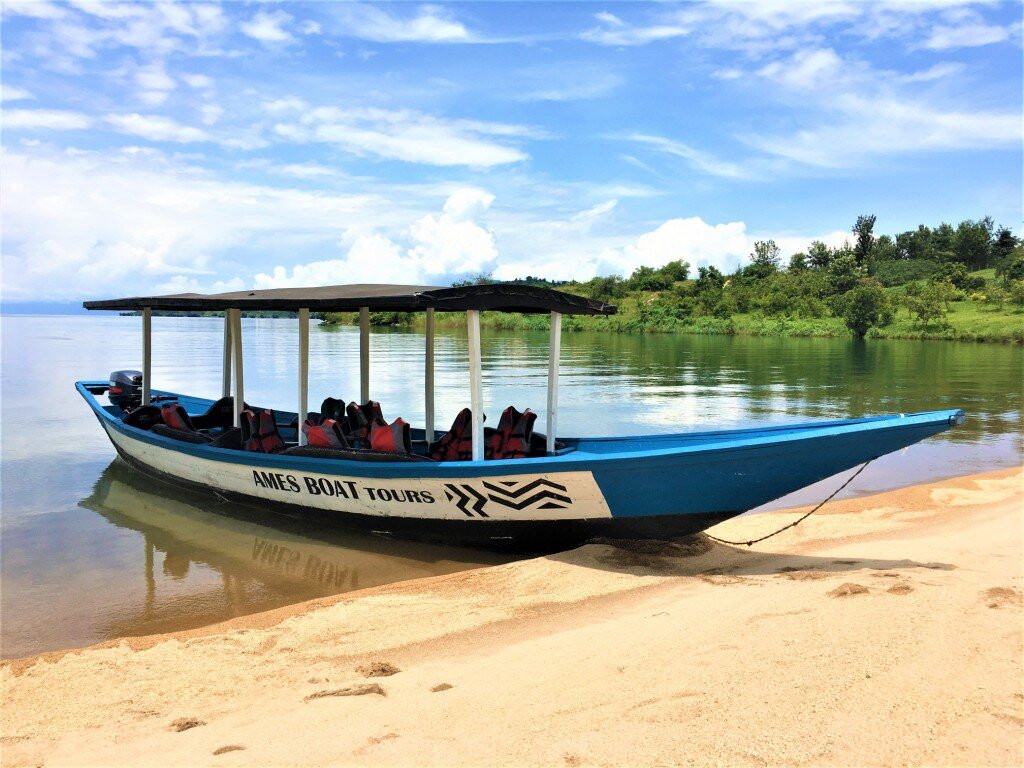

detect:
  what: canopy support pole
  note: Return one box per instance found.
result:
[221,312,232,398]
[467,310,484,462]
[141,307,152,405]
[229,309,244,428]
[359,306,370,403]
[425,308,435,441]
[546,312,562,454]
[297,308,309,446]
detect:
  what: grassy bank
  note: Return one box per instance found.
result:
[320,294,1024,344]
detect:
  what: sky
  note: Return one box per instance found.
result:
[1,0,1021,306]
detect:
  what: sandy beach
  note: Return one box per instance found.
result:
[2,467,1021,767]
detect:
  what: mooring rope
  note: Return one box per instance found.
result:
[704,459,875,547]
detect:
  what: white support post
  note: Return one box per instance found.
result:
[221,312,232,398]
[141,307,152,405]
[297,308,309,446]
[546,311,562,454]
[359,306,370,404]
[467,310,484,462]
[424,307,435,441]
[230,309,245,428]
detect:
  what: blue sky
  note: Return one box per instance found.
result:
[1,1,1021,304]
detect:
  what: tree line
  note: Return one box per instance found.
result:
[497,215,1023,339]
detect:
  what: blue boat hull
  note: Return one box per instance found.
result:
[77,381,964,549]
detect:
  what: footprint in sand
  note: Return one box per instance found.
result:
[431,683,454,692]
[213,745,245,756]
[357,661,400,677]
[168,718,205,732]
[305,683,386,701]
[779,569,829,581]
[828,583,869,598]
[699,571,746,585]
[887,583,914,595]
[982,586,1023,609]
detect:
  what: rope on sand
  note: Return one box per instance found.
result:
[705,459,875,548]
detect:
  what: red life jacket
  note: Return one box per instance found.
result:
[302,416,349,449]
[489,406,537,459]
[428,408,475,461]
[240,409,286,453]
[161,403,196,432]
[346,401,383,448]
[369,417,412,454]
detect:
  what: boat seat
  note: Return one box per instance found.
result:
[283,446,434,462]
[240,409,287,454]
[191,397,250,430]
[122,405,163,431]
[208,427,242,450]
[489,406,538,459]
[320,397,347,422]
[151,424,213,444]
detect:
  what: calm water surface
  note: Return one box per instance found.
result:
[2,314,1021,658]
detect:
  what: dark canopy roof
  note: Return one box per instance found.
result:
[83,283,617,316]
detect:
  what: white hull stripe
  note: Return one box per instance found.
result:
[104,423,612,522]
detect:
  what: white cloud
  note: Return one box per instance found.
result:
[514,69,623,102]
[898,62,966,82]
[745,95,1022,168]
[273,106,530,167]
[581,12,690,46]
[254,189,498,288]
[134,60,175,105]
[254,234,415,287]
[199,104,224,126]
[601,217,750,276]
[408,189,497,275]
[299,19,321,36]
[330,4,471,43]
[924,22,1012,49]
[0,1,68,20]
[3,109,92,130]
[0,85,34,101]
[183,73,215,89]
[758,48,843,91]
[106,113,210,143]
[0,146,396,301]
[626,134,748,179]
[20,2,229,70]
[241,9,296,44]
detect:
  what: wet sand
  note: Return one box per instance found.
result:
[2,467,1022,767]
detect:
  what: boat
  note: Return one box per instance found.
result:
[79,283,965,550]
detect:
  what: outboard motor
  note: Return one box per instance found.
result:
[108,370,143,410]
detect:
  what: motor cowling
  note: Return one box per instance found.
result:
[108,370,143,410]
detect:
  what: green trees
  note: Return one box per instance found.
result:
[853,214,876,268]
[807,240,832,269]
[954,218,994,270]
[826,253,861,295]
[904,281,954,326]
[840,280,893,338]
[749,240,781,275]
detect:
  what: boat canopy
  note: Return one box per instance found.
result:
[83,282,606,460]
[83,283,617,316]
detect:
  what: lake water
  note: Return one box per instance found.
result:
[2,314,1021,658]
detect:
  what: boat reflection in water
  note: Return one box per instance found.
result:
[81,460,512,641]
